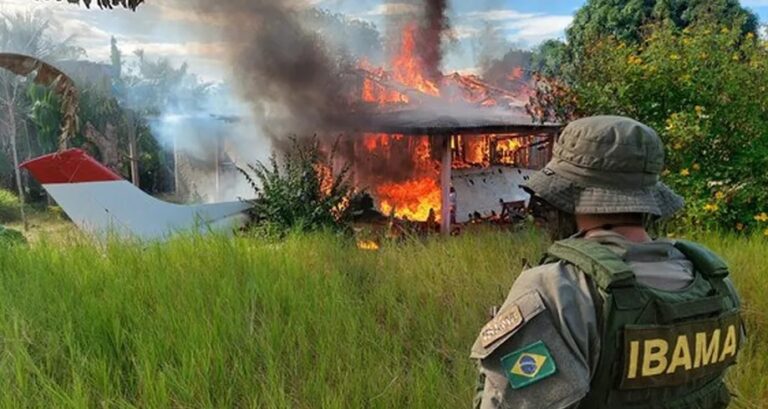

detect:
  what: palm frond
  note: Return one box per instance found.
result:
[0,53,79,149]
[56,0,145,10]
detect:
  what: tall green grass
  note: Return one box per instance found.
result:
[0,188,21,223]
[689,232,768,408]
[0,229,763,408]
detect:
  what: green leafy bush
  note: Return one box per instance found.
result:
[0,226,26,247]
[532,18,768,234]
[239,137,362,235]
[0,189,21,223]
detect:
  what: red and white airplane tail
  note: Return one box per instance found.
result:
[20,149,252,241]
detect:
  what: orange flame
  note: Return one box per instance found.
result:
[465,137,489,165]
[313,161,354,220]
[358,24,441,106]
[362,135,440,222]
[315,162,333,196]
[362,133,406,153]
[496,138,523,165]
[393,23,440,96]
[412,135,432,164]
[362,78,408,104]
[507,66,525,81]
[363,133,389,152]
[357,240,380,251]
[351,23,537,224]
[377,177,441,222]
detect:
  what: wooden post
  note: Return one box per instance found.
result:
[350,136,359,187]
[440,134,451,236]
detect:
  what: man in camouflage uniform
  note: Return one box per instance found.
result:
[472,116,743,409]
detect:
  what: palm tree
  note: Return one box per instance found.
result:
[0,11,83,228]
[57,0,144,10]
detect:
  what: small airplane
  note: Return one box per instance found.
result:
[20,149,252,241]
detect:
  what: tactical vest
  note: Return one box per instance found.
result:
[543,238,742,409]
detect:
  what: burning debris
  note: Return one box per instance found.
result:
[356,240,380,251]
[378,176,441,222]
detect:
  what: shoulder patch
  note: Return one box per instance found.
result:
[470,290,547,360]
[500,341,557,389]
[480,304,524,348]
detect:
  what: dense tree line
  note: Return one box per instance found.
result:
[58,0,143,10]
[0,11,208,208]
[527,0,768,233]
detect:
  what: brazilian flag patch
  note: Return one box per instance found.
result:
[500,341,557,389]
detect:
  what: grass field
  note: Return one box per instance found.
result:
[0,226,764,408]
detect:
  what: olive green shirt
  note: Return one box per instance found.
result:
[471,231,699,409]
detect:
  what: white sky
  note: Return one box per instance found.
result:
[4,1,768,82]
[0,0,581,82]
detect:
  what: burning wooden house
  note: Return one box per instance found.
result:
[333,108,559,234]
[328,23,561,234]
[145,14,561,236]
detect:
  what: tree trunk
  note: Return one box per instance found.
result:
[7,103,27,230]
[127,112,139,187]
[214,133,220,201]
[22,119,33,194]
[173,133,179,196]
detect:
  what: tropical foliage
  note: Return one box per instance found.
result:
[531,16,768,234]
[566,0,757,56]
[0,224,25,245]
[0,11,86,225]
[239,137,361,235]
[0,188,20,222]
[0,10,204,198]
[57,0,144,10]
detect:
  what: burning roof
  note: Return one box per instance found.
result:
[361,104,560,135]
[347,17,559,135]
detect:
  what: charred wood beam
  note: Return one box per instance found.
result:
[447,73,520,100]
[355,68,522,107]
[352,68,441,105]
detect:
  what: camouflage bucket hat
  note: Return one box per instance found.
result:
[521,116,684,219]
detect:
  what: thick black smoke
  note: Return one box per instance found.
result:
[189,1,355,141]
[188,0,452,149]
[418,0,450,82]
[383,0,451,83]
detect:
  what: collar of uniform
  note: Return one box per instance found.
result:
[582,230,686,263]
[581,230,634,254]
